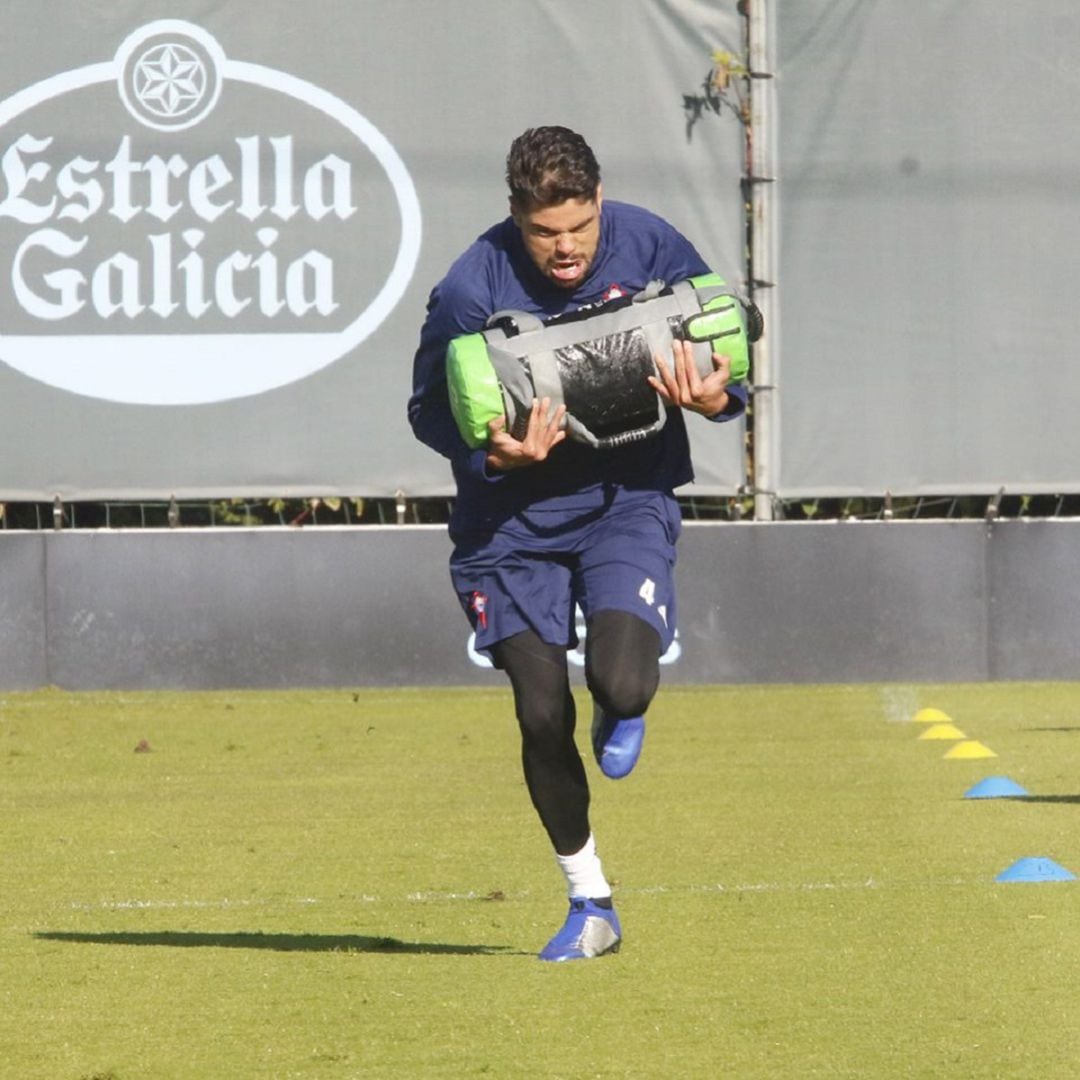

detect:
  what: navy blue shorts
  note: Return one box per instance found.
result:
[449,489,681,660]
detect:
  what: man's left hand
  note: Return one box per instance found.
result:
[649,338,731,417]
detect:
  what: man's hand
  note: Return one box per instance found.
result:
[649,338,731,417]
[485,396,567,471]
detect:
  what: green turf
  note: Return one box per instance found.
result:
[2,683,1079,1078]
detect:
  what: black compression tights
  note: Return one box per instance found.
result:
[491,610,662,856]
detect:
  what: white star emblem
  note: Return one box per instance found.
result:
[133,43,207,119]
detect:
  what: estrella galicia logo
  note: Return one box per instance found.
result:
[117,23,223,132]
[0,20,421,404]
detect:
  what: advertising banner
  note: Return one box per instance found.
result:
[0,2,748,499]
[775,0,1080,496]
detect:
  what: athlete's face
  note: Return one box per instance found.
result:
[512,188,603,290]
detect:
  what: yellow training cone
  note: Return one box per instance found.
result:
[913,707,952,724]
[944,740,997,760]
[918,723,967,741]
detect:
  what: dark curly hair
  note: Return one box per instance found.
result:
[505,126,601,209]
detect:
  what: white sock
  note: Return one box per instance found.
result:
[555,833,611,900]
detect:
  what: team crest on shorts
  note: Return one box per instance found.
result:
[468,590,488,630]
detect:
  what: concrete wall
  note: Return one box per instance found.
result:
[2,521,1078,690]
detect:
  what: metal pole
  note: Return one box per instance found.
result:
[746,0,778,521]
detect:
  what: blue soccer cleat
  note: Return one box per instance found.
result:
[591,706,645,779]
[538,898,622,962]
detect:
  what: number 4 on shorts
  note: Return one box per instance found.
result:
[638,577,656,606]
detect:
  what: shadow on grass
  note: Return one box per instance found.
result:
[1028,727,1080,733]
[1006,795,1080,805]
[35,930,522,956]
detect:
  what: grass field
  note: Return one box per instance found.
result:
[2,682,1079,1079]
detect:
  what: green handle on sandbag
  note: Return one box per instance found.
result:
[447,332,504,448]
[686,273,753,383]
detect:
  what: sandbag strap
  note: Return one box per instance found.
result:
[485,309,544,335]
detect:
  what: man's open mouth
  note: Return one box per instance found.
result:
[551,260,582,281]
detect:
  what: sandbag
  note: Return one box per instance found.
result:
[446,274,760,449]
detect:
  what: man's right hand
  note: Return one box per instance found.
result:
[485,397,567,471]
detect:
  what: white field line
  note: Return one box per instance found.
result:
[69,896,327,911]
[68,875,971,912]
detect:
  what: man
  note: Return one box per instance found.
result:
[408,126,746,961]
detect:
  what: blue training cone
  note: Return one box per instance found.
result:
[995,858,1076,883]
[964,776,1029,799]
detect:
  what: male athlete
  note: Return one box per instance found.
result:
[408,126,746,961]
